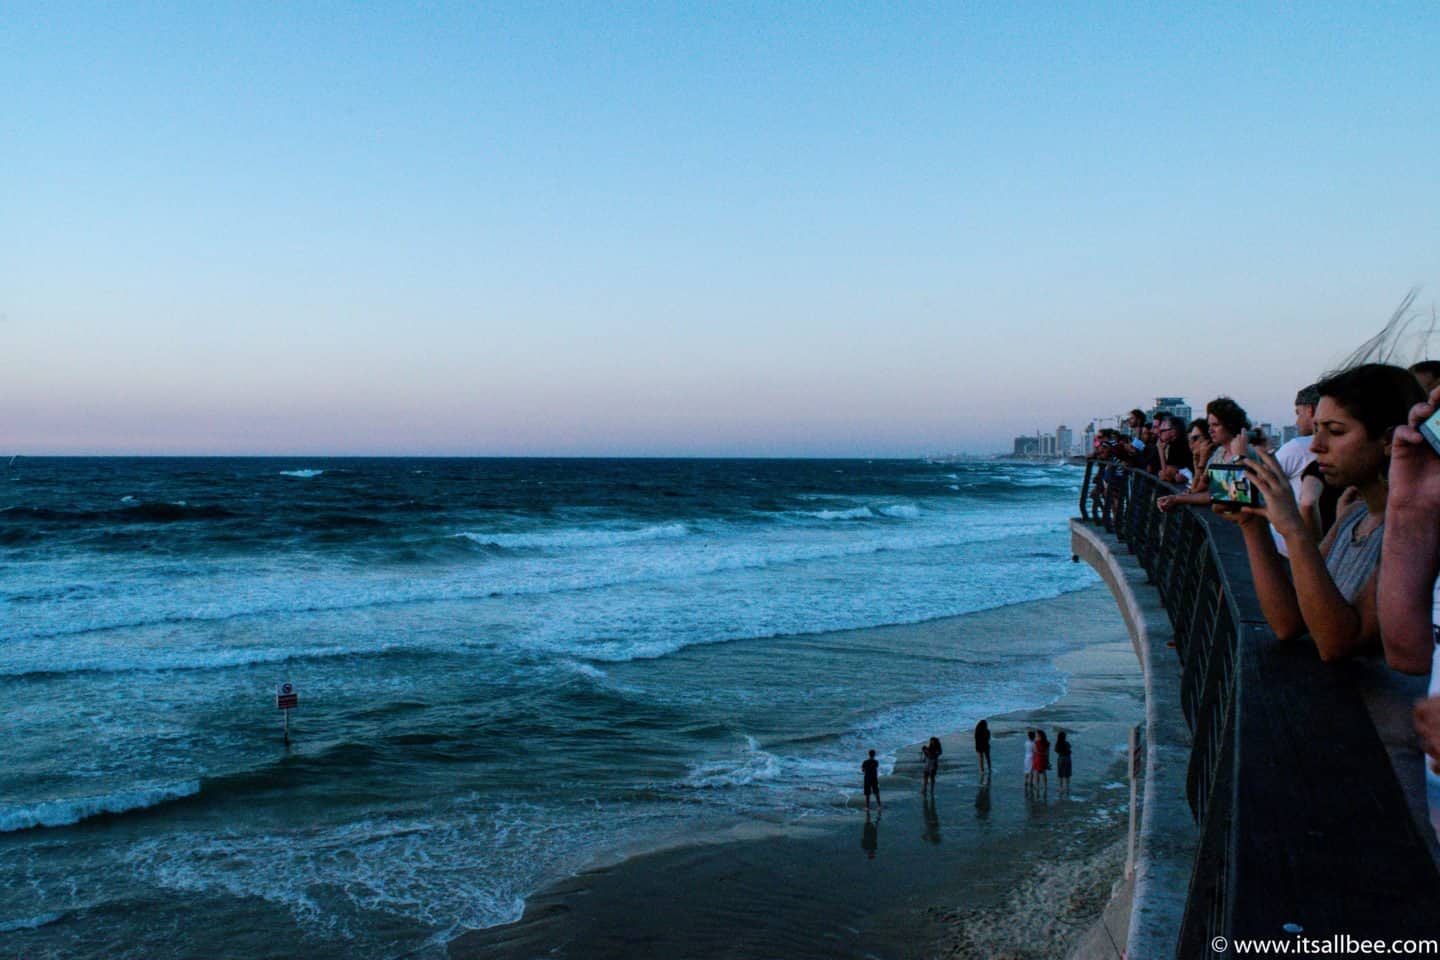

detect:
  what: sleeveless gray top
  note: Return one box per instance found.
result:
[1325,504,1383,603]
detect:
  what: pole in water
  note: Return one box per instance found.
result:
[276,681,299,744]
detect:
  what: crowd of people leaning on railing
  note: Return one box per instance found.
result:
[1087,359,1440,845]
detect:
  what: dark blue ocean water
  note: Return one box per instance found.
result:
[0,457,1096,958]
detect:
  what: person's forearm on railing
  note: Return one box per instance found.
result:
[1239,520,1307,642]
[1284,524,1374,660]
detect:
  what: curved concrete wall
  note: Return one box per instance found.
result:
[1070,519,1195,959]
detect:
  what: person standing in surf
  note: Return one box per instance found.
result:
[1024,730,1036,791]
[862,749,882,813]
[921,736,942,793]
[1034,730,1051,794]
[974,720,991,779]
[1055,731,1072,794]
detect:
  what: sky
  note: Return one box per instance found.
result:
[4,3,1439,456]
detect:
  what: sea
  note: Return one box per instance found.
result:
[0,457,1099,959]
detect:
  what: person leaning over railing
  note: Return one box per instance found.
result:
[1157,398,1250,512]
[1377,383,1440,814]
[1178,418,1214,492]
[1218,364,1422,661]
[1155,414,1194,484]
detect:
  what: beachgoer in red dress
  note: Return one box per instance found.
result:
[1034,730,1050,793]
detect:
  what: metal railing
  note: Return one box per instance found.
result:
[1078,458,1440,956]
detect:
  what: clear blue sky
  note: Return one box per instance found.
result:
[5,3,1439,455]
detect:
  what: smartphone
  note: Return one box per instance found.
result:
[1207,463,1263,509]
[1420,408,1440,457]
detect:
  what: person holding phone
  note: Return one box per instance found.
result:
[1158,398,1250,512]
[1218,364,1422,661]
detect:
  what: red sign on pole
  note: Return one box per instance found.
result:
[276,682,299,711]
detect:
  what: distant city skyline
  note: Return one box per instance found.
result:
[5,5,1438,457]
[1001,394,1300,460]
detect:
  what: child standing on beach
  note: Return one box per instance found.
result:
[862,750,882,813]
[1023,730,1035,790]
[921,736,942,793]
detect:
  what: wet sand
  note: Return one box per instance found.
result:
[449,586,1143,960]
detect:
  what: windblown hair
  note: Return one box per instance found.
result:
[1314,363,1424,440]
[1335,289,1437,370]
[1205,396,1249,435]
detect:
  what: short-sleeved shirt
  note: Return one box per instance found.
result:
[861,758,879,784]
[1324,505,1383,604]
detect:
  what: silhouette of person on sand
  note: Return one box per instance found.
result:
[861,749,882,813]
[921,736,941,793]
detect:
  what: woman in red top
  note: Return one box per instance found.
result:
[1034,730,1051,794]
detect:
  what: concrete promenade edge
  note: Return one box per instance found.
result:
[1069,519,1196,960]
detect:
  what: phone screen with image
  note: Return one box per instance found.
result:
[1207,464,1262,508]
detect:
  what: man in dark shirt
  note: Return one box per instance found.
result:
[861,749,881,812]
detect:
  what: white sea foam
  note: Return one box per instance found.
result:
[810,507,875,520]
[683,736,783,788]
[560,659,607,680]
[2,504,1091,673]
[876,503,921,518]
[456,522,690,550]
[123,796,704,939]
[279,469,324,478]
[0,780,201,833]
[0,911,67,933]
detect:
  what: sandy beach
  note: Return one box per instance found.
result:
[449,585,1144,960]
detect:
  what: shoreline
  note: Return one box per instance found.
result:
[448,585,1143,959]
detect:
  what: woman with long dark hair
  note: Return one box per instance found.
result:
[1223,364,1422,659]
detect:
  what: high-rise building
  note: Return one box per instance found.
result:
[1057,425,1073,457]
[1082,422,1096,454]
[1153,396,1192,424]
[1281,425,1299,444]
[1013,436,1040,457]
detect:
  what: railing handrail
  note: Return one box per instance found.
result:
[1077,463,1440,954]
